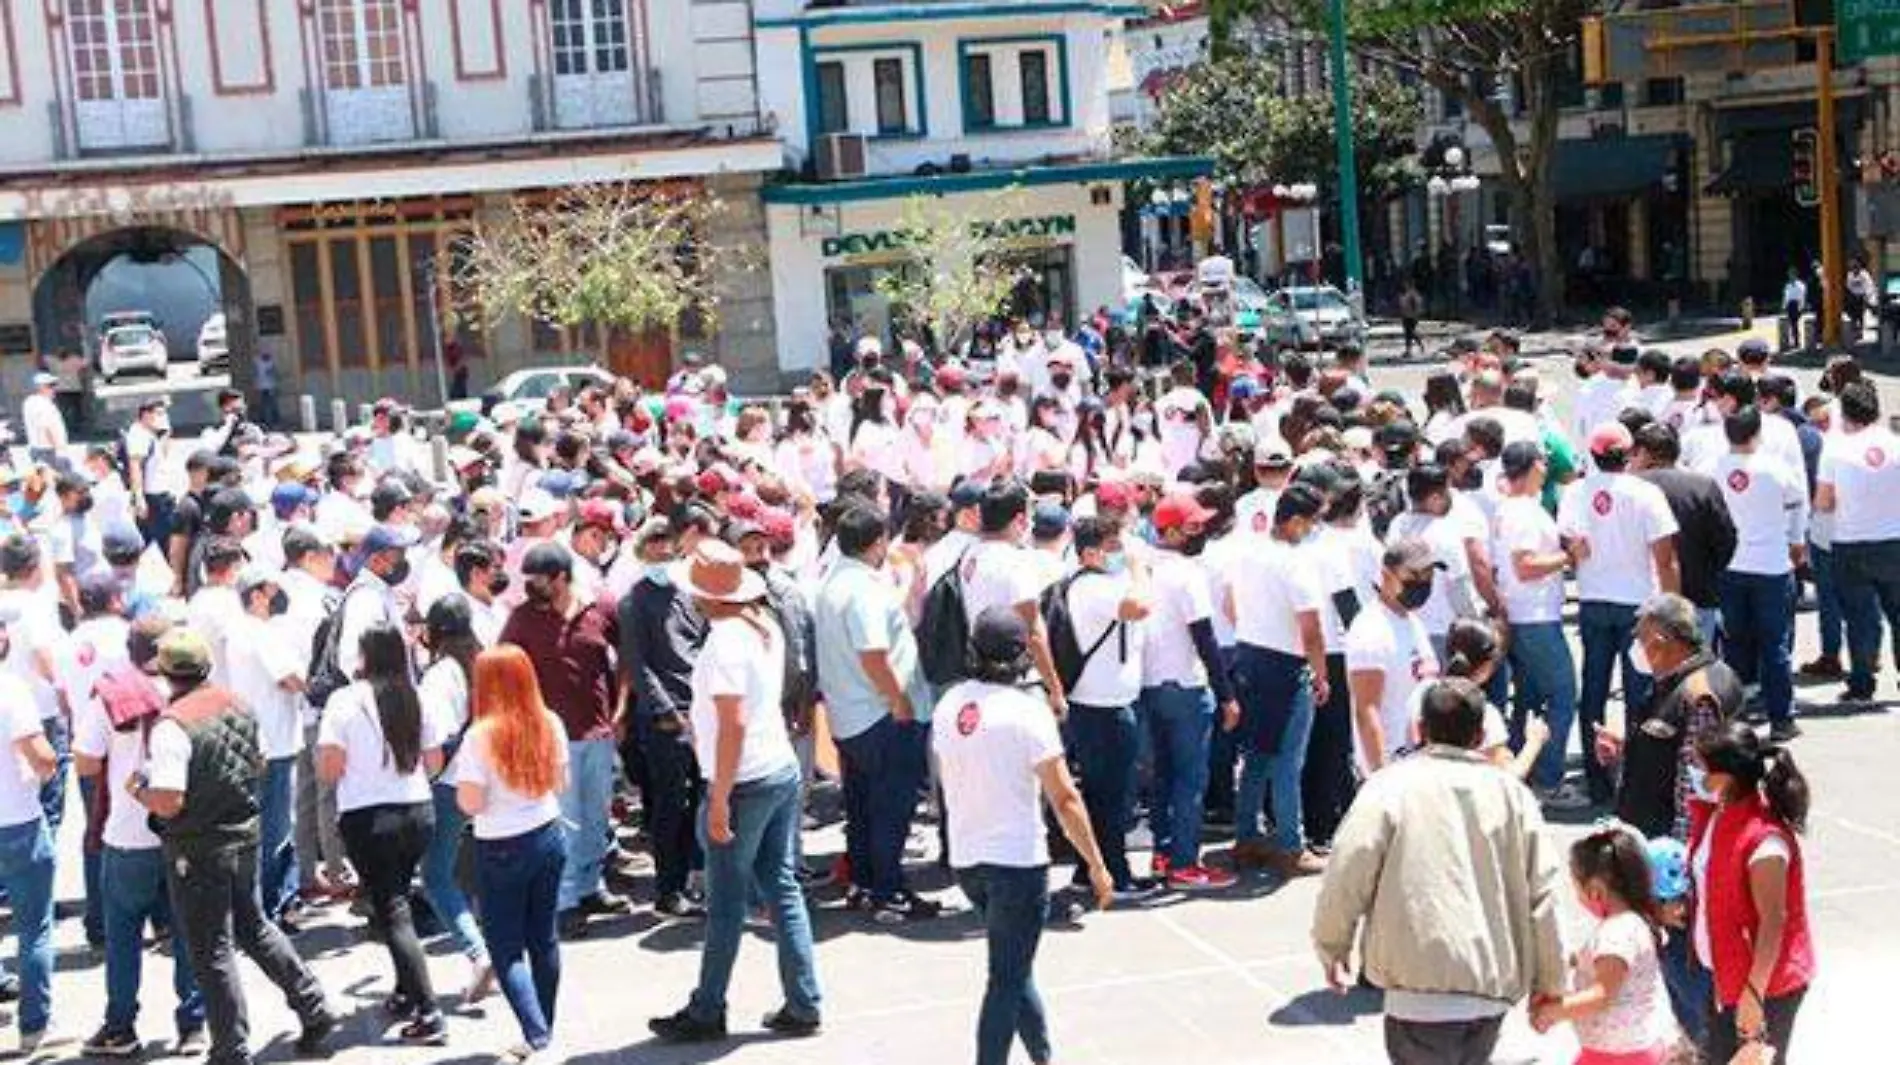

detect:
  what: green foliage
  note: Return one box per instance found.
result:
[1143,49,1423,202]
[870,192,1034,353]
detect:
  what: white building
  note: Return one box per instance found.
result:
[0,0,782,409]
[753,0,1210,376]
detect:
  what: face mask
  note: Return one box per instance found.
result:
[1628,640,1653,676]
[646,562,673,587]
[1456,466,1483,492]
[384,557,412,586]
[487,569,512,596]
[1397,578,1433,611]
[1182,532,1209,557]
[1014,332,1035,349]
[1050,373,1074,391]
[1101,552,1127,576]
[523,577,554,603]
[268,589,290,616]
[72,495,95,515]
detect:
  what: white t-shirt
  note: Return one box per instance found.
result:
[848,420,906,485]
[1385,510,1479,638]
[72,687,166,850]
[1141,550,1215,689]
[59,616,131,725]
[1231,538,1323,654]
[1557,473,1679,606]
[0,678,45,828]
[1234,486,1280,537]
[20,392,67,449]
[931,680,1065,869]
[1444,407,1544,448]
[1573,911,1675,1055]
[1344,602,1439,775]
[0,588,66,720]
[226,614,305,760]
[1492,496,1567,624]
[419,657,472,755]
[1710,452,1806,576]
[690,613,797,785]
[1313,524,1381,654]
[1818,425,1900,544]
[1572,376,1634,454]
[453,711,567,840]
[1200,534,1244,648]
[185,584,245,689]
[1063,570,1142,708]
[1155,387,1210,475]
[960,540,1044,624]
[316,680,442,813]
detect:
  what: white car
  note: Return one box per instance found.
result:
[1120,254,1153,303]
[98,325,169,382]
[196,313,230,375]
[1271,285,1367,350]
[448,365,615,425]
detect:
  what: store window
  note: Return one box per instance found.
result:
[965,53,995,129]
[816,61,848,134]
[960,39,1065,130]
[1020,52,1050,125]
[874,58,908,135]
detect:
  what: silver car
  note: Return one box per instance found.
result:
[98,325,169,382]
[1271,285,1367,350]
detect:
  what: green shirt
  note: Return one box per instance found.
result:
[1540,427,1578,514]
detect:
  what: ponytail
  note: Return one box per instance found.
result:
[1762,745,1811,833]
[1696,720,1811,833]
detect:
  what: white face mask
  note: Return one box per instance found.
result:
[1628,641,1652,677]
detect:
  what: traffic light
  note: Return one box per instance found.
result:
[1791,128,1819,208]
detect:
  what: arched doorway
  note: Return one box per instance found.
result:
[31,226,255,424]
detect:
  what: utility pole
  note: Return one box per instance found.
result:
[1326,0,1363,296]
[1816,27,1844,348]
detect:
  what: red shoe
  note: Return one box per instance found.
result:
[1150,854,1170,880]
[1167,864,1239,891]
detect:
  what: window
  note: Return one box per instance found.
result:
[551,0,629,77]
[873,57,907,134]
[816,61,848,134]
[965,53,994,128]
[1020,51,1050,125]
[68,0,160,102]
[1641,77,1684,107]
[318,0,404,90]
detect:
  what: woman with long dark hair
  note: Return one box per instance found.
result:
[417,596,492,1003]
[776,398,840,505]
[458,645,569,1063]
[1690,721,1816,1064]
[1421,370,1466,443]
[316,623,447,1045]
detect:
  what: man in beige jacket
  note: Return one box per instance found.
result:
[1312,678,1567,1065]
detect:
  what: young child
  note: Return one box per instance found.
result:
[1406,617,1548,778]
[1644,836,1706,1050]
[1532,826,1677,1064]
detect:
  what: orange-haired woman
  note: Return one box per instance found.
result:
[455,645,568,1064]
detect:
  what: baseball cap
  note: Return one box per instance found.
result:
[1230,375,1262,402]
[236,565,280,596]
[516,490,561,524]
[370,478,414,513]
[156,629,213,680]
[521,541,574,578]
[361,523,419,557]
[934,364,966,391]
[78,572,123,615]
[282,525,333,564]
[970,607,1030,670]
[1587,422,1635,458]
[949,479,986,511]
[1094,479,1135,511]
[1374,421,1420,459]
[1383,537,1448,580]
[1152,493,1216,532]
[1030,502,1071,541]
[1499,440,1545,480]
[576,499,627,535]
[31,372,57,388]
[102,523,145,563]
[634,516,676,549]
[1737,337,1771,363]
[1253,436,1293,468]
[270,483,319,518]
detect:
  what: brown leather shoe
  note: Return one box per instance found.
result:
[1268,848,1327,878]
[1230,839,1275,870]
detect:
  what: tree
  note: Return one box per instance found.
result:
[1144,48,1424,207]
[1213,0,1596,325]
[447,182,734,357]
[870,191,1033,355]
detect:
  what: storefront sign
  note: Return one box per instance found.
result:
[821,215,1076,259]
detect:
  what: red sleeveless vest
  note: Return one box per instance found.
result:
[1689,795,1816,1008]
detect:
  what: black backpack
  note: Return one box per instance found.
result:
[1040,571,1123,694]
[1367,468,1410,540]
[304,586,356,712]
[917,548,976,686]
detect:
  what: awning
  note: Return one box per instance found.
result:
[1705,132,1795,196]
[1553,134,1689,201]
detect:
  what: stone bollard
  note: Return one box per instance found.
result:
[331,399,349,434]
[1741,296,1755,330]
[299,395,318,434]
[430,435,450,485]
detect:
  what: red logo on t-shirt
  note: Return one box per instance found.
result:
[1592,490,1614,516]
[1251,511,1269,533]
[956,702,981,736]
[1727,469,1751,493]
[1868,447,1887,469]
[76,642,96,668]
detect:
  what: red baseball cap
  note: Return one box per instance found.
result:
[1588,422,1634,457]
[576,499,628,535]
[1094,479,1135,511]
[1152,493,1215,532]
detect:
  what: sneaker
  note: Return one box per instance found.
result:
[383,991,421,1018]
[1166,864,1238,891]
[1150,854,1171,880]
[175,1028,207,1056]
[871,892,943,925]
[496,1043,539,1065]
[760,1007,821,1038]
[1230,838,1275,870]
[398,1013,448,1047]
[655,892,707,920]
[1769,720,1803,743]
[841,886,872,911]
[19,1029,47,1054]
[1842,681,1878,703]
[557,910,589,940]
[294,1010,337,1058]
[1798,655,1843,679]
[647,1007,727,1044]
[1267,848,1327,879]
[1112,876,1165,902]
[1538,783,1594,812]
[577,891,632,917]
[81,1025,140,1058]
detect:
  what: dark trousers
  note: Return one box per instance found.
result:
[1835,539,1900,690]
[835,715,927,902]
[139,492,176,551]
[637,716,703,898]
[1707,987,1805,1064]
[1301,654,1354,848]
[338,802,437,1012]
[1720,570,1797,724]
[165,845,327,1065]
[1064,703,1138,887]
[1383,1015,1503,1065]
[475,820,565,1051]
[1659,925,1710,1047]
[956,864,1052,1065]
[1578,601,1648,801]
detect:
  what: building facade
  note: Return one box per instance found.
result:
[0,0,781,412]
[753,0,1210,373]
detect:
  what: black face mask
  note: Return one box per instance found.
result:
[71,495,94,515]
[1397,578,1434,611]
[268,589,290,616]
[1050,373,1074,391]
[1455,465,1483,492]
[384,557,412,586]
[1182,532,1210,557]
[487,569,511,596]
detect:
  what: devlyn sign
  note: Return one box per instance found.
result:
[821,215,1077,259]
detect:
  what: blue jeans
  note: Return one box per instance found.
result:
[424,782,487,962]
[1835,540,1900,691]
[835,715,927,902]
[1233,645,1316,852]
[256,756,297,920]
[1508,622,1579,791]
[79,775,103,944]
[1810,542,1842,659]
[1578,601,1647,799]
[1720,571,1796,725]
[0,819,55,1037]
[1063,704,1138,886]
[557,737,616,912]
[475,820,565,1050]
[1140,684,1214,869]
[102,846,203,1035]
[38,715,68,835]
[956,864,1052,1065]
[689,765,821,1023]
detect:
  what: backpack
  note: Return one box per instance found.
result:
[1040,571,1123,694]
[304,586,354,712]
[1367,469,1409,541]
[916,547,976,686]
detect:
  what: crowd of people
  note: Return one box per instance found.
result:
[0,299,1858,1064]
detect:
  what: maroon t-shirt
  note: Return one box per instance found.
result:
[498,595,621,742]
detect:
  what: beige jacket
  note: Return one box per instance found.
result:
[1312,746,1567,1005]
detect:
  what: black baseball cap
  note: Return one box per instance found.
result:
[1499,440,1544,480]
[521,541,574,578]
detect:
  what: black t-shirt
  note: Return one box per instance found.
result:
[1639,468,1737,609]
[170,489,209,591]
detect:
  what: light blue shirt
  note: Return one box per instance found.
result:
[814,555,927,740]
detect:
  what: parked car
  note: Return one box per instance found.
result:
[1270,285,1367,350]
[1233,277,1319,350]
[97,325,170,382]
[447,364,615,425]
[196,312,230,375]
